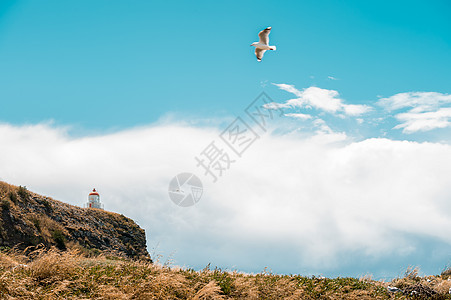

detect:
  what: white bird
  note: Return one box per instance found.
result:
[250,27,276,61]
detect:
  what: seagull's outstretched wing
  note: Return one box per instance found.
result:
[258,27,271,45]
[255,48,266,61]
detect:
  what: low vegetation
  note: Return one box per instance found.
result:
[0,247,450,299]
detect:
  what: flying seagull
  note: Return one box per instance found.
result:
[250,27,277,61]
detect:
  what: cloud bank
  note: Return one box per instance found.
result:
[1,122,451,278]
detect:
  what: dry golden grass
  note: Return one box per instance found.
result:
[0,249,450,299]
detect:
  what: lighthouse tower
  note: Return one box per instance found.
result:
[86,188,104,209]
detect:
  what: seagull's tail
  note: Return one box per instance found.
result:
[269,46,276,51]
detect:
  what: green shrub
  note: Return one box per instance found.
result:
[441,266,451,277]
[42,199,53,213]
[32,218,41,232]
[0,246,10,252]
[1,199,11,210]
[212,267,234,295]
[8,192,17,204]
[17,186,29,200]
[52,230,66,250]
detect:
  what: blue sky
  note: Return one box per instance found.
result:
[1,0,451,279]
[1,0,450,130]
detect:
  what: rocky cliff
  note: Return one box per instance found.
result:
[0,181,150,260]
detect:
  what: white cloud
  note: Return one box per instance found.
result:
[302,86,343,113]
[284,113,312,120]
[343,104,372,116]
[1,122,451,277]
[378,92,451,112]
[327,76,338,80]
[272,84,371,116]
[394,107,451,133]
[379,92,451,133]
[263,101,293,110]
[273,83,303,97]
[308,118,348,143]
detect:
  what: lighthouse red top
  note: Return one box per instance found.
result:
[89,188,99,196]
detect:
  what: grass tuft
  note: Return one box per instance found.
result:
[17,186,29,201]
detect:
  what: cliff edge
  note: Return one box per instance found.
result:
[0,181,150,260]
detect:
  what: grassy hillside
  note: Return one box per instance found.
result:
[0,248,450,299]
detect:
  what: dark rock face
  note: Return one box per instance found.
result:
[0,182,150,260]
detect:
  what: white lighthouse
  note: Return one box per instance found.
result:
[85,188,104,209]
